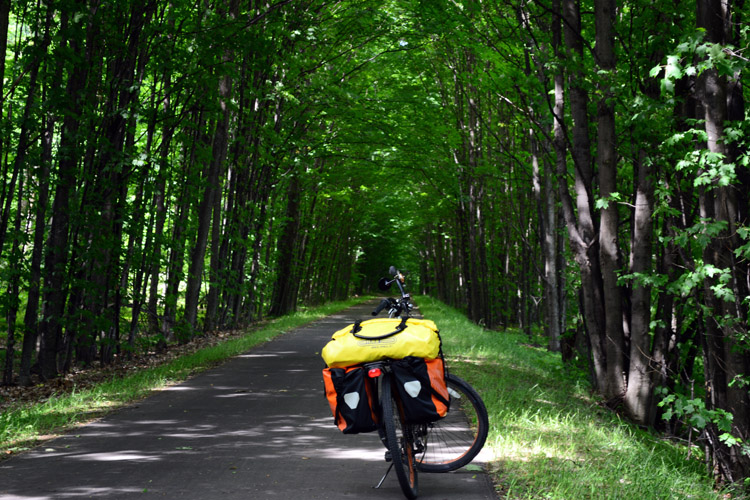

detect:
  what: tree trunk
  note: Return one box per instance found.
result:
[269,172,302,316]
[594,0,625,402]
[184,0,237,331]
[696,0,750,481]
[0,0,9,165]
[147,81,174,335]
[557,0,607,391]
[20,4,57,383]
[623,149,655,423]
[2,173,22,385]
[38,3,88,380]
[548,0,566,352]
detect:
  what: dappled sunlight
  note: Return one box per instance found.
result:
[481,400,715,499]
[10,410,390,473]
[316,446,385,461]
[131,420,181,426]
[56,487,145,498]
[65,450,165,462]
[237,350,298,359]
[0,487,144,499]
[1,300,498,499]
[160,386,198,391]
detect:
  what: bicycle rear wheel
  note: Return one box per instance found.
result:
[416,373,488,473]
[382,377,419,499]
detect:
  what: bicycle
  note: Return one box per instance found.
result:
[362,267,489,499]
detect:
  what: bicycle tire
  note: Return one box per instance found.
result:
[416,373,489,473]
[382,377,419,499]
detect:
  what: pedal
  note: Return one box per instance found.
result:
[384,450,392,462]
[414,441,425,454]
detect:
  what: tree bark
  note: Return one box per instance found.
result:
[2,174,22,385]
[38,2,89,380]
[696,0,750,481]
[623,149,655,423]
[0,0,9,166]
[184,0,238,331]
[557,0,607,391]
[269,172,302,316]
[20,2,57,383]
[548,0,566,353]
[594,0,625,402]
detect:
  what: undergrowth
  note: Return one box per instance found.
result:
[416,295,730,500]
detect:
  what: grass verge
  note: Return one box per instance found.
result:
[0,297,369,456]
[416,295,729,500]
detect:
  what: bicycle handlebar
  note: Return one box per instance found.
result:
[372,266,411,318]
[372,298,390,316]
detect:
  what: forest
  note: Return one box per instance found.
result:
[0,0,748,489]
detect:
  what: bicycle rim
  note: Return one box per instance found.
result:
[382,378,419,499]
[416,374,489,473]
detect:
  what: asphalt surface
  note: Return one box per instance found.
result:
[0,301,497,500]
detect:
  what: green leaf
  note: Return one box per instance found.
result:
[719,433,741,447]
[690,413,707,429]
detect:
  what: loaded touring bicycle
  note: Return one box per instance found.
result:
[321,267,489,499]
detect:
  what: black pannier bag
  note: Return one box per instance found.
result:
[391,356,450,424]
[322,366,379,434]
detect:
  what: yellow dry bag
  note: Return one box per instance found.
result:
[321,317,442,368]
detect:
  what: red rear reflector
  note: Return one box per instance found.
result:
[368,368,382,378]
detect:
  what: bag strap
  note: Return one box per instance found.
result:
[352,316,408,340]
[430,380,451,408]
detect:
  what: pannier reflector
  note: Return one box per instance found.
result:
[404,381,422,398]
[344,392,360,410]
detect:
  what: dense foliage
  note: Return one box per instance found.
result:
[0,0,748,488]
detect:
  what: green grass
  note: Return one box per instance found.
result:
[416,295,731,500]
[0,297,369,455]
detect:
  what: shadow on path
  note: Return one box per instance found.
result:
[0,302,496,500]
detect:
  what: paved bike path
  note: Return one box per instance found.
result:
[0,301,497,499]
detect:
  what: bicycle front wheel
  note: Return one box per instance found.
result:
[382,377,419,499]
[416,373,489,473]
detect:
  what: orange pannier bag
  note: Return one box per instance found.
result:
[322,365,379,434]
[391,356,450,424]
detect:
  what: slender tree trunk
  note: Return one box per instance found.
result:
[623,149,655,423]
[549,0,567,352]
[184,128,221,330]
[20,7,57,382]
[162,160,193,341]
[594,0,625,402]
[269,172,302,316]
[39,3,88,380]
[556,0,607,391]
[147,83,174,334]
[184,0,238,331]
[2,173,22,385]
[5,0,52,383]
[126,112,155,353]
[621,22,667,423]
[0,0,9,163]
[543,156,561,352]
[696,0,750,481]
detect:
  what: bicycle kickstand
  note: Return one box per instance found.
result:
[374,462,394,489]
